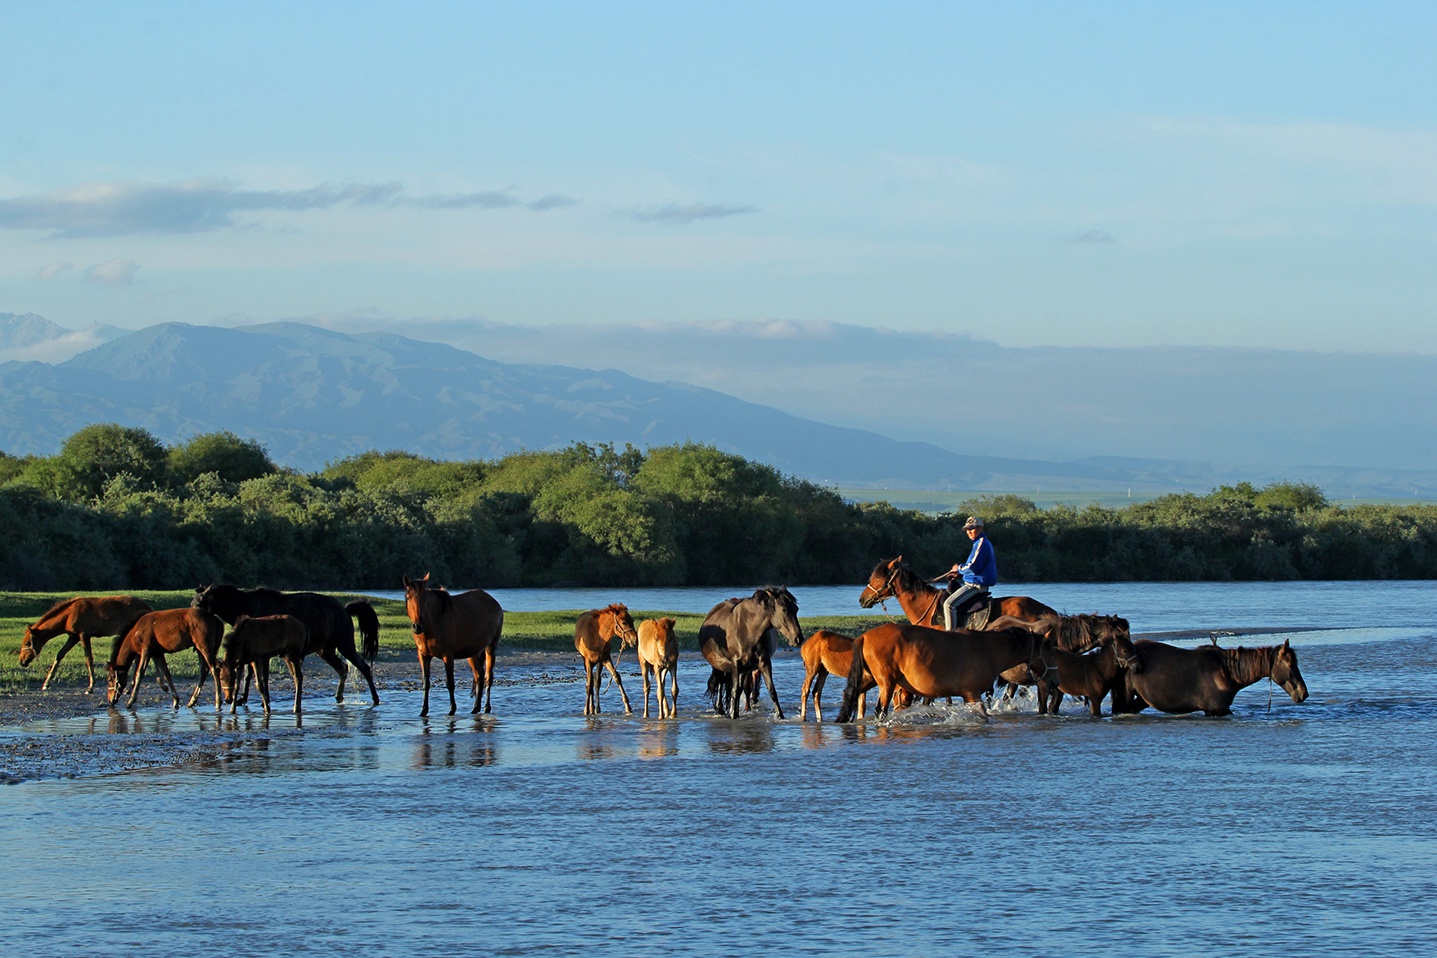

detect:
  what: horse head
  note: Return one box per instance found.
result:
[758,586,803,647]
[1271,639,1308,703]
[858,556,904,609]
[17,627,38,666]
[604,604,639,648]
[1110,633,1143,675]
[402,573,433,635]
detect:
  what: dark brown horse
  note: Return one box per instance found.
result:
[988,612,1132,711]
[700,587,803,719]
[575,604,638,715]
[1114,638,1309,716]
[836,622,1056,722]
[19,595,152,693]
[107,608,225,710]
[859,556,1058,629]
[799,629,873,723]
[192,584,380,705]
[403,574,505,717]
[1043,632,1142,716]
[218,614,310,715]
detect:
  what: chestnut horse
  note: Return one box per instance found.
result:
[107,608,225,710]
[218,614,310,715]
[193,584,380,705]
[637,617,679,719]
[403,574,505,717]
[575,604,638,715]
[1114,638,1308,716]
[19,595,152,693]
[836,622,1056,722]
[700,587,803,719]
[798,629,873,723]
[858,556,1058,629]
[1043,632,1141,716]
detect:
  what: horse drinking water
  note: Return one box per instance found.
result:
[107,608,225,710]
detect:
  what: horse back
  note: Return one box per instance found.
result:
[1130,640,1237,714]
[41,595,152,634]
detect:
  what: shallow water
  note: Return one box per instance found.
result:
[3,581,1436,956]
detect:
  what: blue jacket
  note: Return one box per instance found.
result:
[959,536,998,587]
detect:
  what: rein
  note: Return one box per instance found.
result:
[867,564,946,627]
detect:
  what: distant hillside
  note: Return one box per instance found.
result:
[1,318,1434,499]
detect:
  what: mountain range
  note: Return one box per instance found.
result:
[1,313,1434,500]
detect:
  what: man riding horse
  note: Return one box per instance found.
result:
[942,516,997,630]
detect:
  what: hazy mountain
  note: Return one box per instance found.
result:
[0,312,127,364]
[0,319,1433,499]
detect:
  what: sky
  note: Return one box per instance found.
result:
[2,1,1435,360]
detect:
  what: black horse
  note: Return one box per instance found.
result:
[699,587,803,719]
[192,584,381,705]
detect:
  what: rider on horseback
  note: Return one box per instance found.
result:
[942,516,998,630]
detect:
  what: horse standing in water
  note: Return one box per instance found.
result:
[986,612,1132,711]
[1114,638,1309,716]
[637,617,679,719]
[107,608,226,710]
[192,584,380,705]
[218,614,310,715]
[699,587,803,719]
[859,556,1058,629]
[1043,632,1142,716]
[798,629,874,722]
[404,574,505,717]
[19,595,153,693]
[575,604,639,715]
[836,622,1057,722]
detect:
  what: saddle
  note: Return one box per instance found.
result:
[950,589,993,631]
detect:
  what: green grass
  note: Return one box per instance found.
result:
[1,590,891,691]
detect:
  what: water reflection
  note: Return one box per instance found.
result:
[705,718,775,755]
[636,721,679,759]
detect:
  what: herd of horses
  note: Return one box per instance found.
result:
[12,556,1310,722]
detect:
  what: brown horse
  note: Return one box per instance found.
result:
[19,595,152,693]
[575,604,638,715]
[218,614,309,715]
[403,574,505,717]
[988,612,1132,711]
[1115,638,1309,716]
[107,608,225,710]
[798,629,873,723]
[836,622,1056,722]
[858,556,1058,629]
[637,617,679,719]
[1043,632,1142,716]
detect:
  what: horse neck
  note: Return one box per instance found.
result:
[1217,646,1276,688]
[893,574,943,625]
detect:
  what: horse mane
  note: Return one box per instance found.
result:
[38,596,78,619]
[1214,645,1277,686]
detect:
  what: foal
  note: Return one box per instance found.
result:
[799,630,873,722]
[637,617,679,718]
[219,614,310,715]
[107,608,225,710]
[575,604,638,715]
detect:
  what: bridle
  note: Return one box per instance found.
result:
[863,564,945,626]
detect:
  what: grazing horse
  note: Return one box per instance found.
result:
[700,587,803,720]
[107,608,225,710]
[192,584,380,705]
[798,629,874,723]
[575,604,638,715]
[403,574,505,717]
[858,556,1058,629]
[637,617,679,719]
[836,622,1056,722]
[218,614,309,715]
[1115,638,1309,716]
[19,595,152,693]
[987,612,1132,711]
[1043,632,1142,716]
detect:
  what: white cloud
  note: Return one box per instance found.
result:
[82,257,139,286]
[35,261,73,279]
[626,202,758,224]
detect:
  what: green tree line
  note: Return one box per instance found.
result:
[0,424,1433,589]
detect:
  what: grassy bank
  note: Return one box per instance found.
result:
[1,590,889,691]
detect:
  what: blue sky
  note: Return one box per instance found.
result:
[2,0,1435,354]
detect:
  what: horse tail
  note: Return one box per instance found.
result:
[347,601,380,663]
[836,634,867,723]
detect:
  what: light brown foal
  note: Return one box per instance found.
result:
[575,604,638,715]
[637,617,680,718]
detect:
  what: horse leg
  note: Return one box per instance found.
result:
[603,656,633,715]
[759,659,784,719]
[127,649,153,708]
[418,652,432,717]
[669,664,679,719]
[152,654,181,710]
[483,645,497,714]
[640,661,652,718]
[582,660,595,715]
[255,659,273,714]
[812,669,828,723]
[444,657,458,716]
[41,634,82,691]
[318,649,349,703]
[78,635,97,693]
[287,656,303,715]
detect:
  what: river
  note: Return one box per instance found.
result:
[2,580,1434,956]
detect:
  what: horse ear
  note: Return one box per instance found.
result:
[402,575,411,588]
[422,572,431,583]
